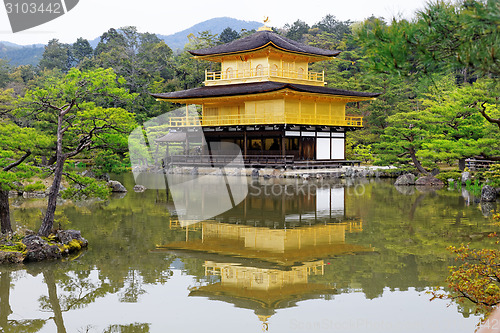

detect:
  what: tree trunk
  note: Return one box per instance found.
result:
[409,147,428,174]
[458,158,466,171]
[0,272,12,329]
[43,270,67,333]
[0,189,12,234]
[38,155,65,237]
[39,110,65,237]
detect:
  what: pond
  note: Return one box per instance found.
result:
[4,174,498,333]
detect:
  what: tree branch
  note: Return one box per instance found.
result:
[478,101,500,129]
[3,150,31,172]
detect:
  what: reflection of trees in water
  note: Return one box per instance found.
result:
[118,270,146,303]
[0,270,45,332]
[0,261,163,332]
[103,323,150,333]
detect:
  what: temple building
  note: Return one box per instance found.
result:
[151,26,380,164]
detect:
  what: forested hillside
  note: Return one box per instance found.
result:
[0,43,44,66]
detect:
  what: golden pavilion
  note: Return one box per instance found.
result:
[151,26,380,164]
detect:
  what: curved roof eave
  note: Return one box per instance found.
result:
[188,30,341,58]
[150,82,382,101]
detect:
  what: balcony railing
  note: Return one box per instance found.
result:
[168,115,363,127]
[205,68,325,84]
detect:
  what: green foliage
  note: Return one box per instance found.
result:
[0,119,50,191]
[357,0,500,77]
[24,181,45,192]
[432,240,500,317]
[38,39,71,72]
[285,20,310,41]
[484,164,500,187]
[465,179,483,196]
[374,110,438,172]
[71,37,93,67]
[353,144,373,163]
[435,170,462,185]
[219,27,239,44]
[93,150,131,175]
[61,172,111,200]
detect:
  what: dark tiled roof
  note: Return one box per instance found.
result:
[155,131,187,142]
[189,30,341,57]
[151,81,381,100]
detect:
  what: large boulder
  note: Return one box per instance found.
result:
[394,173,416,186]
[108,180,127,192]
[22,235,62,262]
[0,251,24,264]
[415,176,444,186]
[481,185,497,202]
[56,230,88,247]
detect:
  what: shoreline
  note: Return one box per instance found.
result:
[133,165,399,179]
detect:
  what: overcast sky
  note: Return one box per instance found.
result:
[0,0,429,45]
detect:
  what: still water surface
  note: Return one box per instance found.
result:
[4,175,498,333]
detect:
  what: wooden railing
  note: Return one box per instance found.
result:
[205,68,324,84]
[167,154,295,168]
[168,115,363,127]
[465,159,499,170]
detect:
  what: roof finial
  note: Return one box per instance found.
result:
[258,16,273,31]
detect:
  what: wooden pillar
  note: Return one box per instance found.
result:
[281,133,286,158]
[244,130,247,157]
[298,131,303,160]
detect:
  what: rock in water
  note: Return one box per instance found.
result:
[251,169,259,178]
[108,180,127,192]
[481,185,497,202]
[133,185,147,193]
[22,235,62,262]
[394,173,416,186]
[415,176,444,186]
[0,251,23,264]
[56,230,88,247]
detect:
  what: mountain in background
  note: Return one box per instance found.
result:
[0,43,44,66]
[158,17,261,51]
[0,17,262,66]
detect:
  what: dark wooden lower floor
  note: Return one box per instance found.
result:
[158,125,358,167]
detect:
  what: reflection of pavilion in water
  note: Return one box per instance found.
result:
[157,183,371,328]
[169,180,350,228]
[194,260,331,328]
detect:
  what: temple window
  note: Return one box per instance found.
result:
[255,64,264,76]
[226,67,234,79]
